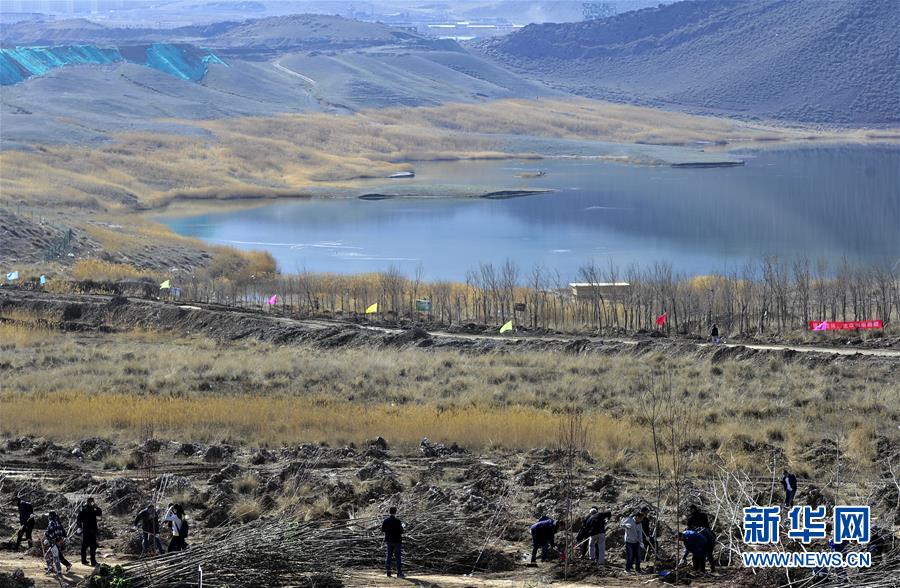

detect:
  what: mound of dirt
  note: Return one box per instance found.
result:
[174,442,201,457]
[76,437,115,461]
[114,531,144,556]
[322,481,358,511]
[160,475,194,493]
[515,463,549,487]
[199,481,237,527]
[249,448,278,465]
[60,473,98,492]
[140,438,164,453]
[420,437,468,458]
[0,569,33,588]
[208,463,243,484]
[461,461,508,499]
[366,437,389,450]
[204,445,232,463]
[103,478,148,516]
[359,477,404,501]
[3,437,35,452]
[588,473,621,502]
[25,438,62,457]
[381,327,432,348]
[356,461,396,482]
[466,547,519,572]
[800,438,843,470]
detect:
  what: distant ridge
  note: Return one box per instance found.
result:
[1,14,427,53]
[475,0,900,124]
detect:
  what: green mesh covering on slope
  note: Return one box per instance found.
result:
[0,43,227,85]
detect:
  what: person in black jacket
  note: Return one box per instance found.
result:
[585,509,612,564]
[574,508,595,558]
[782,470,798,507]
[686,506,710,530]
[13,497,35,549]
[381,507,404,578]
[134,504,165,556]
[710,324,721,345]
[76,497,102,566]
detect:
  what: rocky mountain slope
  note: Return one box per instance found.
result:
[475,0,900,124]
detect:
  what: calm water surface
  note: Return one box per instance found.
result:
[164,146,900,281]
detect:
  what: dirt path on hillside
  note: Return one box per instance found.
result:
[273,59,318,86]
[352,321,900,358]
[2,288,898,361]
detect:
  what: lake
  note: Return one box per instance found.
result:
[163,145,900,281]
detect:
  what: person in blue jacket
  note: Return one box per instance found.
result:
[678,529,716,572]
[530,516,562,564]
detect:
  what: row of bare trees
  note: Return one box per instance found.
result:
[168,256,899,336]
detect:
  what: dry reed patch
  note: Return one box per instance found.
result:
[0,323,896,478]
[0,392,647,456]
[0,319,54,349]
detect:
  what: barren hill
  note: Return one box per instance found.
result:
[475,0,900,124]
[0,14,557,145]
[1,14,423,52]
[207,13,420,51]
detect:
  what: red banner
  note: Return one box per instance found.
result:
[809,320,883,331]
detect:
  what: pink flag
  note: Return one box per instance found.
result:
[812,321,828,331]
[267,295,277,305]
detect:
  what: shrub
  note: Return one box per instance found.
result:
[72,259,143,281]
[231,497,262,523]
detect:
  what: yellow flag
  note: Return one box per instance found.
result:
[159,279,171,289]
[499,320,513,333]
[365,302,378,314]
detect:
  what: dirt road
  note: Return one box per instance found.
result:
[2,288,898,360]
[351,321,900,359]
[273,59,318,86]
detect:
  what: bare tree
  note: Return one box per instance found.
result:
[557,403,589,580]
[638,374,665,565]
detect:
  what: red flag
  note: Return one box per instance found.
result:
[655,312,667,326]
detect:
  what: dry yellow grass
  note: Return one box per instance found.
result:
[58,212,276,279]
[71,259,147,281]
[0,322,896,477]
[0,392,651,465]
[0,320,53,349]
[230,496,262,523]
[2,98,885,211]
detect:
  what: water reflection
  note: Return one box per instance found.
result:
[164,146,900,280]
